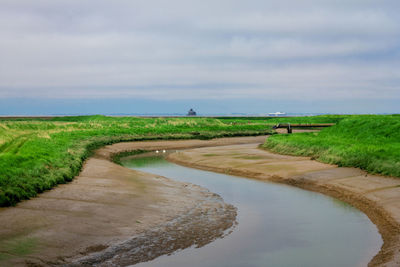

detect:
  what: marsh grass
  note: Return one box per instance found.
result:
[0,115,276,206]
[264,115,400,177]
[1,114,377,207]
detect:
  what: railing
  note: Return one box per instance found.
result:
[273,123,335,133]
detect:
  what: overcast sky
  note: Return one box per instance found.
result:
[0,0,399,114]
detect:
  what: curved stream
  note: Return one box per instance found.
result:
[122,154,382,267]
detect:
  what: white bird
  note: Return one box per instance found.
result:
[156,150,159,153]
[162,150,166,153]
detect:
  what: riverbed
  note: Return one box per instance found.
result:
[123,153,382,267]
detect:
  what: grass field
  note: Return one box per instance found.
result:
[0,115,283,206]
[2,114,393,207]
[263,115,400,178]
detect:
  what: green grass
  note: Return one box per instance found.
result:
[0,237,38,261]
[0,115,278,207]
[263,115,400,178]
[216,115,348,125]
[0,114,377,207]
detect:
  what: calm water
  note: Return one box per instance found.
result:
[122,154,382,267]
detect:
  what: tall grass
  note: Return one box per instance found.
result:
[263,115,400,178]
[0,114,368,206]
[0,115,275,206]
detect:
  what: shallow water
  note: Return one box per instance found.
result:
[123,154,382,267]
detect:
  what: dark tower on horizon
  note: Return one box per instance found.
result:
[187,108,197,116]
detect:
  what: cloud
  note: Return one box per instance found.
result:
[0,0,399,104]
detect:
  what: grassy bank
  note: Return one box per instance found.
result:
[263,115,400,177]
[0,115,281,206]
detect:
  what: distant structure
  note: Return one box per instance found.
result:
[268,112,286,116]
[187,108,197,116]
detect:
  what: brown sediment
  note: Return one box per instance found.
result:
[1,134,398,266]
[0,136,266,266]
[66,184,237,267]
[167,142,400,267]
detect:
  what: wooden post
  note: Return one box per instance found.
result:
[287,123,292,134]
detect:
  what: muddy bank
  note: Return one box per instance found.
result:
[168,143,400,267]
[2,134,395,266]
[0,136,266,266]
[66,184,236,267]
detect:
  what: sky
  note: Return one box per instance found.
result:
[0,0,399,115]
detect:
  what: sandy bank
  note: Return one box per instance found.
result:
[168,142,400,266]
[0,136,266,266]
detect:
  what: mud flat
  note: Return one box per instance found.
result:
[1,135,397,266]
[168,142,400,266]
[0,136,266,266]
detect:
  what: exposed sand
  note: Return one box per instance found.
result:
[168,142,400,267]
[0,136,266,266]
[1,134,399,266]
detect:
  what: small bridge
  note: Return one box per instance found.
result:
[273,123,335,133]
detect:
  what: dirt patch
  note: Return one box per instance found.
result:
[0,136,266,266]
[4,134,395,266]
[168,142,400,267]
[66,186,236,267]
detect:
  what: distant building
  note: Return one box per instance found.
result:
[187,108,197,116]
